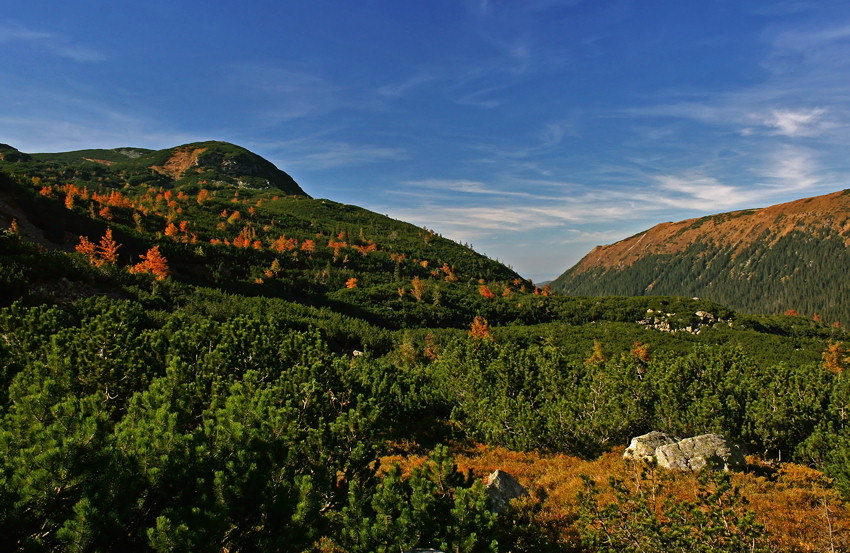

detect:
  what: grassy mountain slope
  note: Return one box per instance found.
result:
[552,189,850,325]
[0,141,528,330]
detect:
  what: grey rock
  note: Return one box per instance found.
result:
[655,433,745,472]
[484,469,529,512]
[623,431,680,461]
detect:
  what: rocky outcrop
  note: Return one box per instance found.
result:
[655,434,745,471]
[637,310,732,335]
[624,432,745,472]
[484,470,529,512]
[623,431,679,461]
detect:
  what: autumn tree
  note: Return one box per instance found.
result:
[411,276,425,302]
[327,238,347,260]
[164,222,180,239]
[272,235,298,253]
[227,210,242,225]
[630,341,650,362]
[440,263,458,282]
[300,239,316,256]
[345,278,358,289]
[585,339,606,366]
[75,236,99,265]
[355,243,377,256]
[232,226,257,248]
[469,316,492,340]
[76,228,121,267]
[823,341,848,373]
[264,259,282,279]
[97,228,120,265]
[129,246,170,280]
[479,285,495,299]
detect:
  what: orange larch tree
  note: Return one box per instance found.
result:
[129,246,170,280]
[327,239,348,259]
[76,236,99,265]
[232,226,257,248]
[411,276,425,302]
[823,341,847,374]
[469,316,492,340]
[631,341,651,362]
[164,222,180,239]
[300,239,316,255]
[77,228,121,267]
[97,228,120,265]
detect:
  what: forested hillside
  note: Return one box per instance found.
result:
[552,189,850,326]
[3,142,850,552]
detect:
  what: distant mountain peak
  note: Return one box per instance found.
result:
[20,140,308,197]
[552,188,850,325]
[143,141,308,196]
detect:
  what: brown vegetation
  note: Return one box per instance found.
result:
[381,444,850,552]
[150,146,208,180]
[572,189,850,273]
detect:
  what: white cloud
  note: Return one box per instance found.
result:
[0,22,104,62]
[0,24,50,41]
[757,107,830,137]
[400,178,542,198]
[761,146,823,192]
[652,175,757,210]
[768,24,850,54]
[377,72,436,97]
[225,63,346,123]
[286,142,408,170]
[0,114,199,153]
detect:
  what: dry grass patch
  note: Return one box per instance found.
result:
[381,443,850,552]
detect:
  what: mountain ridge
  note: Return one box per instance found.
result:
[552,188,850,324]
[25,140,307,196]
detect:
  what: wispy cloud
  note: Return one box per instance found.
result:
[0,22,104,62]
[377,72,436,97]
[767,24,850,55]
[225,63,345,123]
[760,146,824,192]
[283,141,407,170]
[652,175,760,211]
[744,107,831,137]
[401,178,541,198]
[0,114,199,152]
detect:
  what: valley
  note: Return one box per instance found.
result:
[1,142,849,552]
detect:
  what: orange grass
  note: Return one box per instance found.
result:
[380,443,850,552]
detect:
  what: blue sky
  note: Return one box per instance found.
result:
[3,1,850,282]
